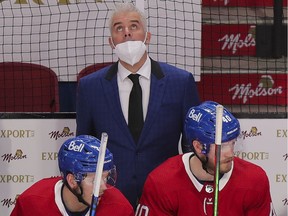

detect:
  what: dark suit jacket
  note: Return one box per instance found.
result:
[76,59,200,207]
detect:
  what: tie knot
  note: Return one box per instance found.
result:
[128,74,140,84]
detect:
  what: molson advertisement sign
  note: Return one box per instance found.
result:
[202,0,287,7]
[198,73,287,105]
[202,24,256,56]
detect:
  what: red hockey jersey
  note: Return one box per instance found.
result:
[10,177,134,216]
[136,153,274,216]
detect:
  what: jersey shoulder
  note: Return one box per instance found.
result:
[19,177,61,198]
[233,157,269,188]
[98,186,134,215]
[149,155,185,181]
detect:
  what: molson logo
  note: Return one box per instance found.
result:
[283,198,288,206]
[13,0,81,5]
[222,0,229,5]
[203,0,287,7]
[218,26,255,54]
[1,194,18,208]
[219,32,255,54]
[283,153,288,161]
[203,0,230,5]
[241,127,262,140]
[229,75,283,104]
[49,127,74,140]
[235,127,268,160]
[0,129,34,138]
[1,149,27,163]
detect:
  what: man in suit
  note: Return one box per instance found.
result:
[76,2,200,209]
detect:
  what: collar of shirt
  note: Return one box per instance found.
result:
[117,56,151,81]
[117,57,151,124]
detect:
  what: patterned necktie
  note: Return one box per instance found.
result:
[128,74,144,142]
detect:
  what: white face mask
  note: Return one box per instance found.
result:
[113,34,147,66]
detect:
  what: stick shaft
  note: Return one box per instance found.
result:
[213,105,223,216]
[215,105,223,145]
[213,145,221,216]
[90,132,108,216]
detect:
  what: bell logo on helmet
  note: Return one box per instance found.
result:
[188,109,202,122]
[67,141,85,152]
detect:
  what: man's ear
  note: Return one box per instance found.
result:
[108,37,114,49]
[145,32,151,45]
[192,140,203,154]
[66,173,78,189]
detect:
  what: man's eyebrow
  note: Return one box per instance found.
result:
[113,19,140,27]
[130,20,140,24]
[113,21,122,27]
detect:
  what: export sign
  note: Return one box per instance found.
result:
[197,73,287,105]
[202,24,256,57]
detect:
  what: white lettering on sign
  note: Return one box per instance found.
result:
[218,33,255,54]
[229,83,283,104]
[68,141,84,152]
[224,0,229,5]
[188,109,202,122]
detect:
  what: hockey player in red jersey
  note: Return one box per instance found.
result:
[11,135,134,216]
[136,101,275,216]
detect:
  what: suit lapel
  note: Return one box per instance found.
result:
[103,63,132,139]
[139,60,166,143]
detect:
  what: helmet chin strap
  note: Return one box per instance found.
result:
[194,151,214,176]
[64,181,91,207]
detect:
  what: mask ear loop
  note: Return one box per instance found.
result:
[143,32,147,44]
[110,37,116,49]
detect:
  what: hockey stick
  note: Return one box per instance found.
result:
[213,105,223,216]
[90,132,108,216]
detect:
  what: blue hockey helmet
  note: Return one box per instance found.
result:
[184,101,240,154]
[58,135,114,183]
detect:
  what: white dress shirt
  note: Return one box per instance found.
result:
[117,57,151,124]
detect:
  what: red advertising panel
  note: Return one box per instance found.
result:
[197,73,287,105]
[202,25,256,57]
[202,0,287,7]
